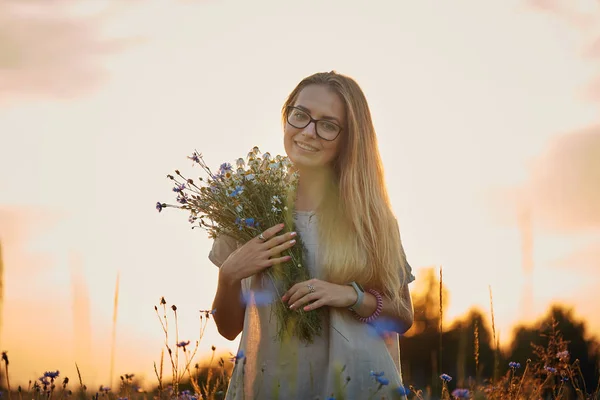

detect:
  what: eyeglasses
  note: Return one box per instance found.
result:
[286,106,342,141]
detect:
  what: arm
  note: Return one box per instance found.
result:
[211,269,245,341]
[285,280,414,334]
[351,284,414,334]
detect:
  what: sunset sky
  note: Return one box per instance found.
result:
[1,0,599,390]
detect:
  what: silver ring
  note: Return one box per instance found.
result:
[307,284,315,293]
[258,233,266,241]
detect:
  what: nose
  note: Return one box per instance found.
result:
[301,121,318,138]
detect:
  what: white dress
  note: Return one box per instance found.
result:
[209,211,415,400]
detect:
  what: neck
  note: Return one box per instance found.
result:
[294,166,334,212]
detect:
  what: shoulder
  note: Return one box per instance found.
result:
[208,234,240,267]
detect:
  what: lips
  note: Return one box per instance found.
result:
[295,141,319,152]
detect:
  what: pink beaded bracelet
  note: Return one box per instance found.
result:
[354,288,383,323]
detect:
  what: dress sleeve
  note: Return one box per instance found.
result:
[208,234,239,267]
[404,258,416,284]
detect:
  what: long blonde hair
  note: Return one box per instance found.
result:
[281,71,410,312]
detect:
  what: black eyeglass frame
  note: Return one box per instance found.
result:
[286,105,343,141]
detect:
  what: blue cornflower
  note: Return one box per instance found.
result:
[43,371,59,379]
[176,193,188,204]
[176,340,190,349]
[451,388,470,398]
[395,386,410,396]
[440,373,452,382]
[245,218,256,227]
[156,202,164,212]
[509,361,521,369]
[230,349,245,363]
[370,371,385,377]
[219,163,233,172]
[327,397,335,400]
[545,366,557,373]
[229,185,244,197]
[172,183,186,193]
[187,152,201,163]
[376,376,389,386]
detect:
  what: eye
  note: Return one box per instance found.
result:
[292,110,309,121]
[320,121,339,133]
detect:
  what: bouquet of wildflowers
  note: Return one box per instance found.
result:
[157,146,322,344]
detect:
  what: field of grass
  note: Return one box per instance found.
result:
[1,295,599,400]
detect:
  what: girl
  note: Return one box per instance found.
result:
[210,71,415,399]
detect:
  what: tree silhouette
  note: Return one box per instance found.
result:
[400,268,497,394]
[405,267,450,337]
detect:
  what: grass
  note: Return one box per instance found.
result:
[1,294,599,400]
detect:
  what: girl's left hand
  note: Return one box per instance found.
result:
[282,279,357,311]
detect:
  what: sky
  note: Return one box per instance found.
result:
[0,0,599,390]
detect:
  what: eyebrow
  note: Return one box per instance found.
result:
[295,104,342,125]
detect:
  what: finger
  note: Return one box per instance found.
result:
[282,279,311,302]
[290,292,318,310]
[267,237,296,258]
[264,230,296,249]
[287,284,313,305]
[257,223,286,242]
[261,255,291,269]
[302,298,327,311]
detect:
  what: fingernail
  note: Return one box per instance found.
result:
[280,223,285,228]
[290,239,296,244]
[290,231,297,237]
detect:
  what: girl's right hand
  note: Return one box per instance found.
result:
[219,223,297,284]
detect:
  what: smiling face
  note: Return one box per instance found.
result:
[283,84,346,170]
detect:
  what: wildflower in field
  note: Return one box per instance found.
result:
[156,202,164,212]
[440,373,452,382]
[230,349,245,364]
[376,376,389,386]
[557,350,569,359]
[509,361,521,369]
[395,385,410,396]
[451,388,470,398]
[545,366,557,373]
[176,340,190,350]
[43,371,59,379]
[370,370,385,377]
[99,385,111,393]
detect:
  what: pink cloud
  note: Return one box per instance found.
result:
[0,1,139,100]
[528,126,600,233]
[486,127,600,234]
